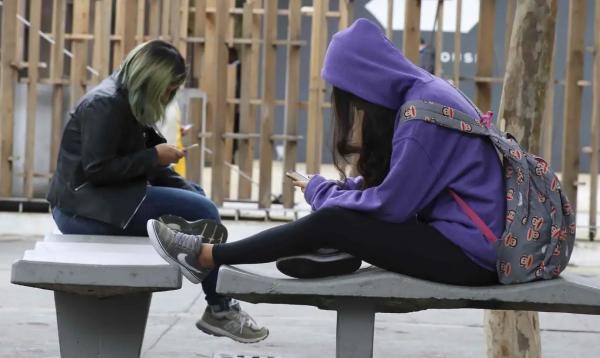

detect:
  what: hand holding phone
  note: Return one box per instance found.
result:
[285,170,309,182]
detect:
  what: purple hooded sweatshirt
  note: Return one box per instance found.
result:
[304,19,505,271]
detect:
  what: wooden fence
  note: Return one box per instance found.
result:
[0,0,598,237]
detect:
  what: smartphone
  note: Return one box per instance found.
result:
[285,170,309,182]
[183,143,199,152]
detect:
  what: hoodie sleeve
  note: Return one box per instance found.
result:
[304,137,443,223]
[342,176,364,190]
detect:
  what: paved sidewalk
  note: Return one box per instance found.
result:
[2,216,600,357]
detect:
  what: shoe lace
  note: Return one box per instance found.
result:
[237,309,260,333]
[225,300,260,333]
[173,231,202,251]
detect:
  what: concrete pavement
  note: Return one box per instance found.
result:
[2,216,600,357]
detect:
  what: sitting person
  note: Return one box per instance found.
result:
[46,40,268,343]
[146,18,504,292]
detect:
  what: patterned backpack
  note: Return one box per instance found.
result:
[399,99,576,284]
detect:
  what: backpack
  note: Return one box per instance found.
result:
[398,99,576,284]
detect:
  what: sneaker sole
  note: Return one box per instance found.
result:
[195,320,269,344]
[158,215,229,244]
[276,254,362,279]
[147,220,203,284]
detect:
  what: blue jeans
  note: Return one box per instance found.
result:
[52,183,228,306]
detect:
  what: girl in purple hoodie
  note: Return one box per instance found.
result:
[147,19,505,287]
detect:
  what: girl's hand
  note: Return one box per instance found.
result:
[292,175,313,193]
[155,143,184,165]
[292,180,308,192]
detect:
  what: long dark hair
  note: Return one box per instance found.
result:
[331,87,397,189]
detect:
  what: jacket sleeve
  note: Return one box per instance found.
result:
[79,99,159,185]
[304,137,442,223]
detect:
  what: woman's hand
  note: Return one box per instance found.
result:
[155,143,184,166]
[292,180,308,192]
[292,175,313,193]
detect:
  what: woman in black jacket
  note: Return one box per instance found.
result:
[47,40,268,343]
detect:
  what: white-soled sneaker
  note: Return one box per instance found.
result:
[196,300,269,343]
[146,219,227,283]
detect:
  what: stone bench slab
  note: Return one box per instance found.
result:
[217,265,600,315]
[11,235,181,296]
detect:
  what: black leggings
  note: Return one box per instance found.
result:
[213,207,498,286]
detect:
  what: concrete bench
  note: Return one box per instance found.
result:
[216,265,600,358]
[11,234,182,358]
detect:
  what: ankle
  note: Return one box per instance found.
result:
[198,244,215,268]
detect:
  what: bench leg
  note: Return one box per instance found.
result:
[336,302,375,358]
[54,291,152,358]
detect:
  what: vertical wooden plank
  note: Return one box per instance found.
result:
[590,0,600,240]
[149,0,161,38]
[15,0,26,65]
[170,0,182,51]
[338,0,353,30]
[258,0,277,208]
[91,0,112,86]
[187,0,207,185]
[50,0,67,174]
[475,0,495,111]
[226,0,236,47]
[24,0,43,198]
[179,0,190,58]
[210,0,229,205]
[223,63,237,198]
[202,0,217,169]
[453,0,462,86]
[237,0,260,200]
[70,0,90,110]
[161,0,171,40]
[306,0,328,174]
[561,0,586,210]
[0,0,18,196]
[113,0,126,70]
[434,0,444,76]
[136,0,146,44]
[386,0,394,40]
[124,1,139,56]
[402,0,421,64]
[192,0,207,85]
[282,0,302,208]
[113,0,139,69]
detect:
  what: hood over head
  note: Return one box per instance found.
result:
[321,18,433,110]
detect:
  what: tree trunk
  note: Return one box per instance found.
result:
[485,1,557,357]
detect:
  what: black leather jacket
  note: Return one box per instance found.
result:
[47,74,194,228]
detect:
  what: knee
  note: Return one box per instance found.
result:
[310,206,347,225]
[204,201,220,222]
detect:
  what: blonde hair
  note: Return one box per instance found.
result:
[118,40,186,126]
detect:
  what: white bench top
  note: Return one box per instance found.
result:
[216,266,600,315]
[11,234,181,296]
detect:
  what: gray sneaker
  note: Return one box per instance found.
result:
[146,219,228,284]
[158,214,223,236]
[196,300,269,343]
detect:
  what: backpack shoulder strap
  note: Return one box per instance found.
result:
[399,100,492,137]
